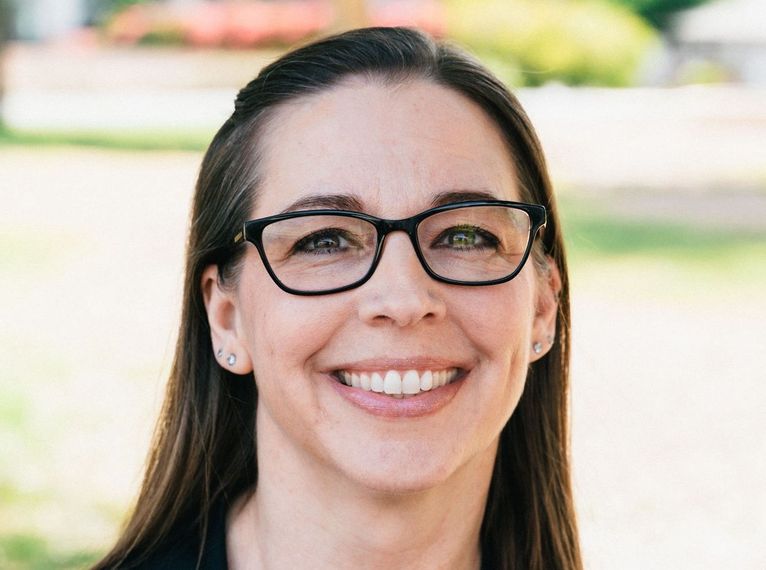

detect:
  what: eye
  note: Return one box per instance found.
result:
[433,225,499,250]
[292,229,356,255]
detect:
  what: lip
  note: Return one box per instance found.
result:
[322,357,470,418]
[326,374,466,418]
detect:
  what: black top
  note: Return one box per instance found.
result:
[125,501,228,569]
[128,501,493,569]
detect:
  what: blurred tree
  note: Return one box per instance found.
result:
[447,0,656,87]
[0,0,13,127]
[608,0,714,30]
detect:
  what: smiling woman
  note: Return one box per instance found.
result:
[93,27,581,570]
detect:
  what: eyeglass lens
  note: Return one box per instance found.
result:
[260,205,532,293]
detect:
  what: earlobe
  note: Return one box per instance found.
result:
[201,265,254,374]
[530,257,561,362]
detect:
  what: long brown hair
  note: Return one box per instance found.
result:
[95,27,581,570]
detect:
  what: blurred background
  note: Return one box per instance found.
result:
[0,0,764,568]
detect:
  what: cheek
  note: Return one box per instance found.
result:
[238,279,348,439]
[454,277,537,423]
[239,273,348,377]
[455,277,536,358]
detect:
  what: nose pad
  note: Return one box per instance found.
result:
[357,233,447,326]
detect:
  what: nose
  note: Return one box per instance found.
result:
[356,232,447,327]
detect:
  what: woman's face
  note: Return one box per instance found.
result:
[206,78,558,493]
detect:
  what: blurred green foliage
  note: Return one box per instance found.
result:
[138,25,186,46]
[0,534,100,570]
[445,0,657,87]
[607,0,714,29]
[101,0,146,8]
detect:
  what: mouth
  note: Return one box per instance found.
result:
[331,368,464,398]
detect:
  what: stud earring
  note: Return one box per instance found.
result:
[227,353,237,366]
[216,348,223,358]
[547,334,554,345]
[532,342,543,354]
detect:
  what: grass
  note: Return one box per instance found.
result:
[0,125,214,152]
[566,214,762,259]
[559,195,766,261]
[557,194,766,303]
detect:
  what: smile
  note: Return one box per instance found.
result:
[334,368,461,398]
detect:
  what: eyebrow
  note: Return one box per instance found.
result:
[278,189,501,215]
[428,189,501,207]
[279,194,365,214]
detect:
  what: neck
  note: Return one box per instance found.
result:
[227,412,496,570]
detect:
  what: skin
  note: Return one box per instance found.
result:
[202,78,560,569]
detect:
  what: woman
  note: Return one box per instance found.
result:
[95,27,581,570]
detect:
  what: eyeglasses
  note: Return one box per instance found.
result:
[233,200,546,295]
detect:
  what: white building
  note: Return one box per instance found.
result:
[673,0,766,84]
[11,0,88,40]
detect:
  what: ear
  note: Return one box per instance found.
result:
[201,264,254,374]
[529,256,561,362]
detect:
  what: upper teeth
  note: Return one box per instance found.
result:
[337,369,458,396]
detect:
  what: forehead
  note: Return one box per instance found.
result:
[253,78,519,217]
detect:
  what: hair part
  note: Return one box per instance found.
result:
[95,27,580,570]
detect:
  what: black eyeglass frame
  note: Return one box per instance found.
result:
[233,199,547,296]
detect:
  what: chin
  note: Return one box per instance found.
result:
[333,439,479,496]
[353,469,454,497]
